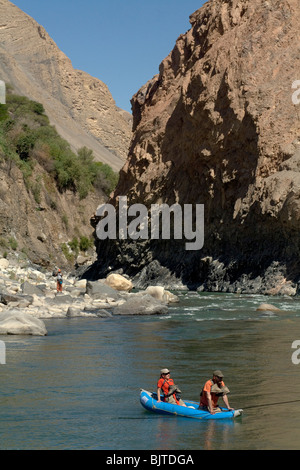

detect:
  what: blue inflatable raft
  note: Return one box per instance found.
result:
[140,389,243,420]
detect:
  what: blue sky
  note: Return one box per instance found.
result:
[11,0,206,113]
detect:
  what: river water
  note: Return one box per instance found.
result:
[1,291,300,450]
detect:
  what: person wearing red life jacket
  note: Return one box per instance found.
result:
[157,368,186,407]
[199,370,233,414]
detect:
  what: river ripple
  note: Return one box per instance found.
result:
[1,291,300,450]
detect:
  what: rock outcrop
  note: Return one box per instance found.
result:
[91,0,300,293]
[0,311,47,335]
[104,273,133,292]
[0,0,133,268]
[0,0,132,170]
[0,160,104,268]
[113,295,168,316]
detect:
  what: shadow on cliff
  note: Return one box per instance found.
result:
[132,72,262,287]
[83,73,300,290]
[83,73,264,289]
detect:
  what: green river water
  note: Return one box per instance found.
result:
[0,291,300,450]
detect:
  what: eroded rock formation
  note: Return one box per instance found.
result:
[92,0,300,293]
[0,0,132,170]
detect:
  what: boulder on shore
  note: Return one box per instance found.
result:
[256,303,281,312]
[105,273,133,292]
[0,291,33,306]
[144,286,165,301]
[113,294,168,316]
[0,258,9,270]
[144,285,179,304]
[86,281,120,301]
[21,281,45,296]
[0,257,176,321]
[0,311,47,336]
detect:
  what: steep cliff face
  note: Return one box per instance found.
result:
[0,0,130,268]
[92,0,300,293]
[0,162,104,268]
[0,0,132,170]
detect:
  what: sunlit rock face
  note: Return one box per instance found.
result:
[0,0,132,169]
[91,0,300,292]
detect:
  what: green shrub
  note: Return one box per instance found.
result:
[68,237,79,253]
[31,102,45,115]
[61,242,73,262]
[0,237,9,248]
[61,214,69,229]
[16,132,37,160]
[8,237,18,251]
[0,104,8,122]
[94,162,119,196]
[30,177,42,204]
[79,236,93,252]
[0,90,120,199]
[6,95,47,124]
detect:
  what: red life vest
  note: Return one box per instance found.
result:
[159,378,180,405]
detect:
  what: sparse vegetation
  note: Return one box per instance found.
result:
[0,237,9,249]
[0,85,119,200]
[79,235,94,252]
[68,237,79,256]
[62,234,94,261]
[61,236,94,261]
[60,242,74,262]
[8,237,18,251]
[61,214,69,229]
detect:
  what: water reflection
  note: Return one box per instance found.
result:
[151,415,241,450]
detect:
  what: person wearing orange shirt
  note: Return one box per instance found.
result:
[157,368,186,407]
[199,370,233,414]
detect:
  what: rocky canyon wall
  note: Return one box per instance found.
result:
[0,0,132,268]
[0,0,132,171]
[91,0,300,293]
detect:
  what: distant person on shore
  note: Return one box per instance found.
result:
[199,370,233,414]
[56,268,63,293]
[157,368,187,407]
